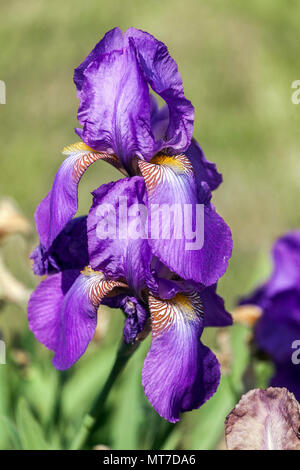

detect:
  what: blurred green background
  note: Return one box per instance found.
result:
[0,0,299,450]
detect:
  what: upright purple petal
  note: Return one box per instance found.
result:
[87,176,154,295]
[127,28,194,153]
[74,27,123,91]
[76,42,154,171]
[75,28,194,168]
[142,292,220,422]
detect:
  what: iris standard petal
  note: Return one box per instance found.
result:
[76,42,154,171]
[87,176,154,295]
[138,154,232,286]
[35,142,123,251]
[149,98,221,195]
[142,292,220,422]
[150,97,169,142]
[74,27,123,92]
[127,28,194,153]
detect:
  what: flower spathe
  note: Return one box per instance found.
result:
[28,27,233,423]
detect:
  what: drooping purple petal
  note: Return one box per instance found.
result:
[28,268,127,370]
[28,270,80,351]
[185,138,222,193]
[225,387,300,450]
[35,143,124,251]
[87,176,154,295]
[138,155,232,286]
[142,292,220,422]
[53,269,127,369]
[201,284,233,327]
[127,28,194,153]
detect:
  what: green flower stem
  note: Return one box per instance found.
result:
[70,339,140,450]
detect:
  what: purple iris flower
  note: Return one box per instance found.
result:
[28,28,233,423]
[240,231,300,401]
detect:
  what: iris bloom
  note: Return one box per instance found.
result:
[29,28,232,422]
[240,231,300,401]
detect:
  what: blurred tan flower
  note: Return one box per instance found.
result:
[12,348,31,368]
[231,304,262,327]
[0,198,31,241]
[0,255,31,306]
[92,306,111,343]
[216,329,232,374]
[0,197,31,307]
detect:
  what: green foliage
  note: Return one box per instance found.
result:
[16,398,50,450]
